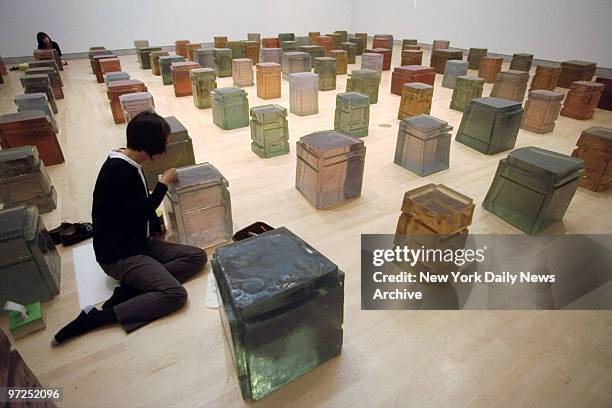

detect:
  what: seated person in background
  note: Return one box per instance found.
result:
[52,111,206,346]
[37,31,67,65]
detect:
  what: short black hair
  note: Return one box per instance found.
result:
[126,111,170,157]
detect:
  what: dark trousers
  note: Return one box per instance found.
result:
[101,239,206,333]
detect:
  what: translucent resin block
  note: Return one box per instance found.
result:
[529,65,561,91]
[194,49,216,72]
[430,49,463,74]
[278,33,296,42]
[247,33,261,42]
[348,36,365,56]
[211,87,249,130]
[467,48,487,70]
[0,111,64,166]
[341,42,356,64]
[401,50,423,67]
[99,58,122,80]
[402,39,418,49]
[143,116,196,188]
[214,48,233,77]
[432,40,450,50]
[107,79,147,124]
[133,40,149,48]
[334,92,370,138]
[314,57,337,91]
[558,60,596,88]
[560,81,604,120]
[329,33,342,50]
[330,50,347,75]
[175,40,190,59]
[232,58,254,87]
[92,55,116,83]
[243,40,260,64]
[89,49,112,75]
[14,93,58,133]
[250,104,289,158]
[597,76,612,110]
[296,131,366,209]
[394,115,452,176]
[256,62,281,100]
[159,56,186,85]
[308,32,320,43]
[509,53,533,72]
[490,70,529,102]
[119,92,155,122]
[214,36,228,49]
[354,33,368,50]
[364,48,391,70]
[20,74,57,114]
[260,48,282,65]
[0,146,56,213]
[104,71,130,86]
[361,52,383,73]
[450,75,484,112]
[24,67,63,99]
[187,43,201,61]
[478,56,503,83]
[298,45,324,62]
[483,147,584,235]
[520,90,563,134]
[282,52,311,80]
[391,65,435,96]
[289,73,318,116]
[442,60,468,89]
[571,127,612,191]
[212,227,344,401]
[136,47,162,70]
[398,82,433,120]
[149,51,169,76]
[455,97,523,155]
[191,68,217,109]
[281,41,297,53]
[171,61,201,97]
[373,34,393,51]
[346,69,381,104]
[164,163,232,248]
[0,205,60,306]
[334,30,348,43]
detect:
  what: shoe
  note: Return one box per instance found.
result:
[48,222,72,245]
[59,222,94,246]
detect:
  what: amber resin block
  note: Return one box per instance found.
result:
[430,49,463,74]
[402,50,423,66]
[160,56,186,85]
[558,60,596,88]
[478,56,503,83]
[0,111,64,166]
[99,57,122,77]
[175,40,190,59]
[92,55,116,83]
[329,33,342,50]
[560,81,604,120]
[308,32,320,43]
[214,36,228,48]
[490,70,529,102]
[24,67,63,99]
[467,48,487,70]
[398,82,433,120]
[33,49,62,71]
[341,42,356,64]
[262,37,280,48]
[432,40,450,51]
[256,62,281,99]
[509,53,533,72]
[243,40,260,64]
[150,51,169,76]
[391,65,435,96]
[295,131,366,209]
[316,36,332,56]
[349,35,366,55]
[330,50,347,75]
[171,61,201,97]
[187,43,201,61]
[107,80,147,124]
[529,65,561,91]
[450,75,484,112]
[372,37,390,51]
[521,90,564,134]
[596,77,612,110]
[365,48,391,71]
[571,127,612,191]
[314,57,337,91]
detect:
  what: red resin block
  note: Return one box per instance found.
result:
[391,65,435,96]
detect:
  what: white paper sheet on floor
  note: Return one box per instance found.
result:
[72,242,118,309]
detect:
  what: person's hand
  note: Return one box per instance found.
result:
[159,168,178,186]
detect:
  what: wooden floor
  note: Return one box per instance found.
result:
[1,43,611,408]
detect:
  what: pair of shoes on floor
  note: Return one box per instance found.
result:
[49,222,93,246]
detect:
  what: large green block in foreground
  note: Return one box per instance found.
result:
[250,104,289,158]
[212,87,249,130]
[482,147,583,235]
[212,226,344,401]
[334,92,370,138]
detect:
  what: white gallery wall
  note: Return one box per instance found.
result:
[350,0,612,67]
[0,0,352,58]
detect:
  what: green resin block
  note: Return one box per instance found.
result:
[250,104,289,158]
[334,92,371,138]
[214,48,233,77]
[212,87,249,130]
[348,36,366,56]
[229,40,245,59]
[334,30,348,43]
[402,39,418,49]
[298,45,324,61]
[137,46,162,70]
[346,69,381,104]
[212,226,344,401]
[467,48,487,70]
[160,55,186,85]
[191,68,217,109]
[342,42,356,64]
[450,75,484,112]
[330,33,343,50]
[278,32,296,42]
[455,97,523,154]
[314,57,337,91]
[142,116,196,188]
[482,147,583,235]
[281,41,297,53]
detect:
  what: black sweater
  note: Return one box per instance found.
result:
[92,157,167,264]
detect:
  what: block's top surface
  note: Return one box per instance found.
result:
[445,60,468,68]
[395,65,434,74]
[434,49,463,56]
[107,79,145,90]
[506,147,584,179]
[0,145,39,167]
[20,74,50,83]
[164,116,188,139]
[299,45,324,50]
[289,72,318,84]
[582,127,612,142]
[401,115,451,135]
[190,67,216,79]
[14,92,48,102]
[362,53,383,60]
[404,82,433,91]
[471,97,522,110]
[92,54,116,61]
[0,205,38,242]
[159,55,186,63]
[498,69,530,78]
[368,48,390,53]
[570,81,605,90]
[214,227,339,319]
[299,130,364,158]
[342,42,355,47]
[168,163,227,196]
[119,92,153,102]
[99,57,120,64]
[315,57,336,66]
[350,69,381,80]
[25,67,57,75]
[170,61,200,70]
[456,75,484,84]
[528,90,564,101]
[562,60,596,67]
[402,49,423,54]
[149,50,169,56]
[283,51,309,58]
[513,53,533,58]
[213,48,232,54]
[250,104,287,121]
[469,47,487,52]
[175,40,190,45]
[137,47,162,52]
[212,86,247,98]
[194,48,213,55]
[232,58,253,64]
[261,47,282,52]
[0,110,49,124]
[256,62,280,69]
[337,92,370,104]
[481,56,503,62]
[330,50,347,55]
